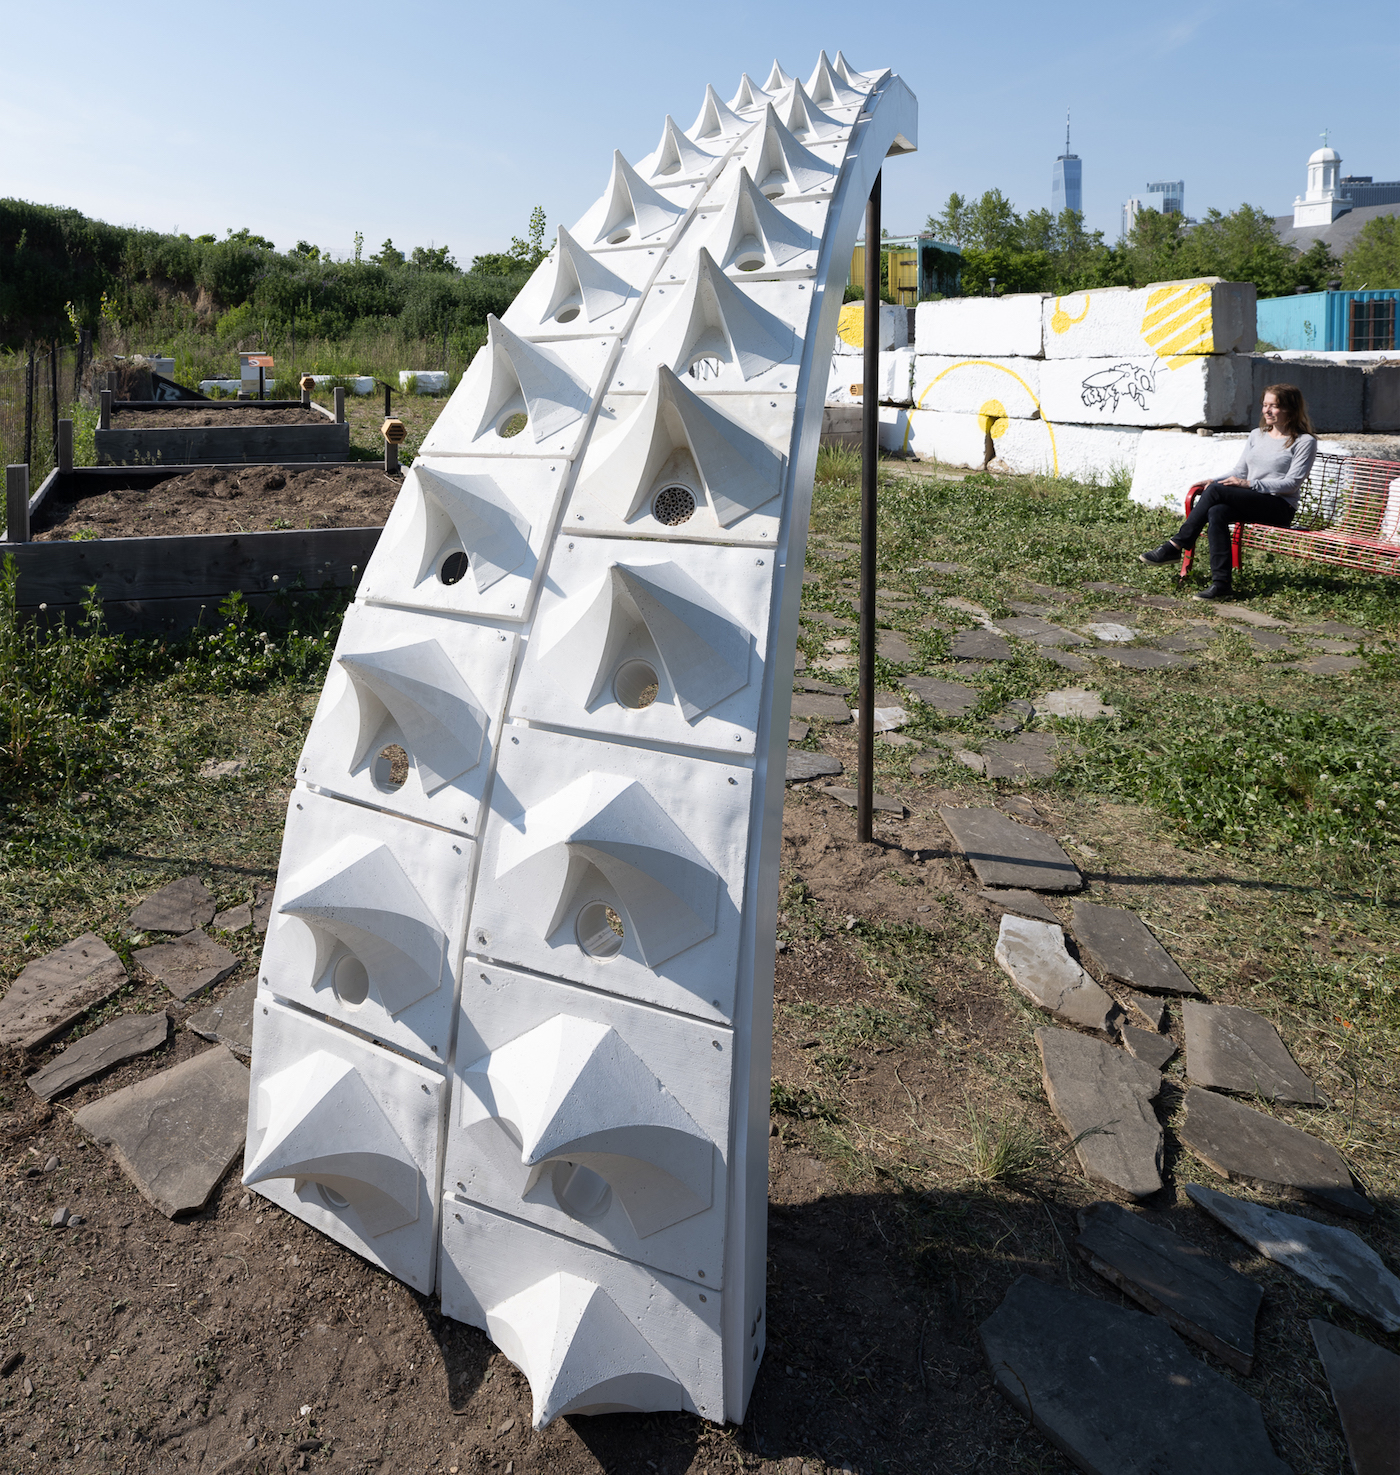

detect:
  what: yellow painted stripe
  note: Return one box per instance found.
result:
[1141,284,1209,334]
[1142,300,1212,346]
[1153,322,1216,360]
[908,359,1058,476]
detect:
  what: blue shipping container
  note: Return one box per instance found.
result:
[1257,289,1400,352]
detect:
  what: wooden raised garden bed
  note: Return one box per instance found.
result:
[95,398,350,467]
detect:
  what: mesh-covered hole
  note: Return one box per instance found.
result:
[652,484,696,525]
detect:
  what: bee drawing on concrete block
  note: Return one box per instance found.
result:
[1080,363,1156,414]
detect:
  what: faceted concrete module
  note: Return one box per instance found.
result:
[951,628,1012,661]
[134,930,238,1002]
[1183,1000,1326,1105]
[789,693,851,723]
[1187,1184,1400,1333]
[978,1276,1291,1475]
[996,918,1117,1031]
[187,977,257,1057]
[128,876,217,933]
[1036,687,1114,719]
[786,751,842,783]
[1119,1022,1176,1071]
[979,888,1059,925]
[1070,899,1199,995]
[27,1012,170,1101]
[820,786,906,816]
[76,1046,249,1218]
[1180,1086,1370,1218]
[1036,1027,1164,1198]
[1310,1319,1400,1475]
[0,933,128,1050]
[942,808,1083,892]
[1075,1201,1262,1373]
[900,675,976,713]
[1100,647,1199,670]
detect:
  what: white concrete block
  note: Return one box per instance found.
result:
[1043,279,1257,361]
[357,456,569,623]
[440,1199,724,1427]
[833,302,906,354]
[303,374,373,395]
[1045,422,1144,483]
[900,409,1140,481]
[419,318,613,460]
[1040,355,1252,429]
[400,370,449,394]
[298,601,517,835]
[612,255,806,396]
[199,380,242,396]
[1129,429,1251,509]
[884,347,915,404]
[913,356,1041,417]
[469,725,751,1023]
[571,149,689,252]
[825,350,913,406]
[245,998,444,1292]
[444,962,731,1283]
[914,295,1046,359]
[509,535,774,756]
[685,83,751,146]
[569,381,791,545]
[258,789,472,1064]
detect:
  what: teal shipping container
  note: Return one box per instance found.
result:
[1257,289,1399,352]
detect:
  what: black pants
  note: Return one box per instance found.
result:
[1174,482,1296,586]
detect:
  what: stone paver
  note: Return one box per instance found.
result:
[977,732,1068,780]
[1309,1319,1400,1475]
[198,759,246,779]
[794,678,851,695]
[1182,1000,1326,1105]
[1076,1200,1263,1373]
[134,930,239,1002]
[1247,629,1293,651]
[74,1046,251,1219]
[26,1012,170,1101]
[1311,638,1360,654]
[1036,1026,1163,1197]
[1300,654,1366,675]
[1180,1086,1371,1218]
[0,934,129,1051]
[1100,647,1200,670]
[996,918,1117,1032]
[187,977,256,1057]
[213,902,252,933]
[918,561,965,574]
[128,877,216,934]
[790,693,852,723]
[1119,1022,1177,1071]
[990,699,1036,732]
[1084,621,1137,644]
[1310,620,1374,639]
[901,675,977,714]
[1070,899,1199,995]
[251,889,273,934]
[876,630,914,663]
[1150,630,1213,652]
[997,617,1089,647]
[788,720,810,743]
[979,889,1060,925]
[820,787,906,816]
[1036,688,1114,719]
[1210,605,1289,629]
[942,808,1083,892]
[851,706,910,732]
[1124,991,1169,1030]
[951,628,1013,661]
[1187,1184,1400,1332]
[942,597,994,623]
[978,1276,1290,1475]
[1038,648,1092,672]
[786,751,842,783]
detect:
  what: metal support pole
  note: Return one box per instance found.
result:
[6,465,30,544]
[384,382,392,419]
[58,419,73,473]
[258,365,265,401]
[856,172,881,843]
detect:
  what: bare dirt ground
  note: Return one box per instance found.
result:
[34,465,405,540]
[110,410,329,430]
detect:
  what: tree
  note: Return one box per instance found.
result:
[1342,215,1400,289]
[291,241,321,262]
[225,227,274,249]
[371,238,405,268]
[410,243,457,272]
[471,206,550,276]
[928,192,970,246]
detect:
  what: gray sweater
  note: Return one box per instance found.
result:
[1227,429,1318,507]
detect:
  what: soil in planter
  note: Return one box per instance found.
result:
[110,406,328,428]
[34,464,405,539]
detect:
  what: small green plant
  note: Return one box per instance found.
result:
[815,443,861,485]
[770,1079,841,1122]
[952,1097,1048,1185]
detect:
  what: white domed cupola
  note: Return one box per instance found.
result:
[1294,134,1353,227]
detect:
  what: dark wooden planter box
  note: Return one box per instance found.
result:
[95,400,350,467]
[5,465,381,635]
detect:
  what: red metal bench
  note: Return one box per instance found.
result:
[1179,454,1400,580]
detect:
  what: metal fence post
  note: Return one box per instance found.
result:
[857,171,882,844]
[6,465,30,543]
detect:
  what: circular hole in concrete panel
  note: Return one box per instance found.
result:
[497,411,528,439]
[550,1161,613,1223]
[735,251,765,272]
[606,229,631,245]
[614,659,659,709]
[373,744,409,791]
[439,550,469,586]
[317,1183,351,1212]
[687,356,723,382]
[333,954,370,1008]
[651,484,695,526]
[554,303,581,324]
[576,900,625,959]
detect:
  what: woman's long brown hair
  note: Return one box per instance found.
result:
[1260,383,1314,444]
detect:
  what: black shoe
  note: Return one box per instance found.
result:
[1192,583,1233,601]
[1139,541,1180,565]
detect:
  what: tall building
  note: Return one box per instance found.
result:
[1051,111,1082,217]
[1148,179,1185,215]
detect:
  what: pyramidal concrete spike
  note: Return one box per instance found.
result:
[412,465,532,591]
[686,82,750,144]
[542,226,635,325]
[777,80,845,142]
[576,364,785,524]
[762,60,794,93]
[470,315,594,444]
[806,49,864,109]
[699,167,818,275]
[832,51,878,88]
[729,72,774,113]
[643,115,719,183]
[750,104,836,196]
[577,150,687,248]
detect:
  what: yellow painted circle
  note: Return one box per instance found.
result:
[837,302,864,348]
[978,399,1009,439]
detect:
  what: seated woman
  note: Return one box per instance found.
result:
[1139,383,1317,600]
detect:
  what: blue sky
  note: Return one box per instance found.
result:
[3,0,1395,261]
